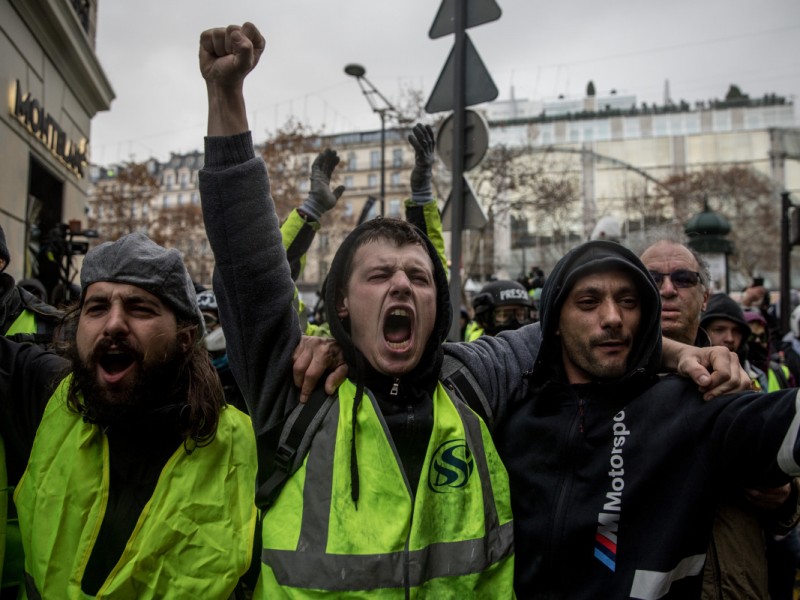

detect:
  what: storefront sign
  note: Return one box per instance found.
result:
[10,80,88,178]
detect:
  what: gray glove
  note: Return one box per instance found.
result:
[408,123,435,204]
[299,149,346,221]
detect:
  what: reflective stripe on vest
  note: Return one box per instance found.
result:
[15,376,258,599]
[258,380,514,596]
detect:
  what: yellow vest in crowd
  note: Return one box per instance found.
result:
[256,379,515,598]
[15,376,258,599]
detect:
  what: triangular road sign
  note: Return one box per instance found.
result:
[441,177,487,231]
[429,0,502,39]
[425,35,498,114]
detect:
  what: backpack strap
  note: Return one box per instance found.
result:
[440,354,494,431]
[259,385,335,508]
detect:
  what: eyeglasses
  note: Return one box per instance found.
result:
[493,306,531,325]
[748,332,767,345]
[648,269,701,289]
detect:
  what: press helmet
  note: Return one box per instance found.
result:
[472,279,534,335]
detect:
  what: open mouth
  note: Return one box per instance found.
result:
[97,348,138,384]
[384,308,413,350]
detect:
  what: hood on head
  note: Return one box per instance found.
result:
[701,293,750,337]
[324,217,451,381]
[536,240,662,383]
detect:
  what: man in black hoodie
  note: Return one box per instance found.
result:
[496,240,800,599]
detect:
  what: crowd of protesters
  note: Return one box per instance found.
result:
[0,19,798,600]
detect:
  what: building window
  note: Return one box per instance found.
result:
[623,118,641,139]
[712,110,732,132]
[653,116,669,136]
[192,192,200,205]
[392,148,403,167]
[347,152,357,171]
[390,172,402,188]
[177,194,184,206]
[344,175,354,189]
[343,201,354,217]
[388,199,401,217]
[163,195,169,208]
[165,174,174,190]
[370,150,380,169]
[368,174,378,188]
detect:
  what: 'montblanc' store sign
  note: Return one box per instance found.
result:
[10,80,89,179]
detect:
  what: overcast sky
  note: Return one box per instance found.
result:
[89,0,800,166]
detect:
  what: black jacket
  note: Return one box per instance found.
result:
[496,241,800,599]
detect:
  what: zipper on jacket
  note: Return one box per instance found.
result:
[547,396,583,586]
[390,379,400,396]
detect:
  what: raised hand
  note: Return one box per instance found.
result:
[408,123,435,203]
[301,149,346,221]
[200,22,266,136]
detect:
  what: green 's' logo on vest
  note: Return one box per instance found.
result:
[428,439,474,492]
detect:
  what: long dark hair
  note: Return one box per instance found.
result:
[57,305,224,450]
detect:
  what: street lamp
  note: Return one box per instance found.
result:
[344,63,402,218]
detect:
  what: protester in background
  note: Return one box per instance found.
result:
[741,281,781,353]
[640,239,710,346]
[782,305,800,385]
[745,310,795,391]
[197,288,248,412]
[642,241,796,599]
[0,232,258,598]
[0,223,64,595]
[467,279,536,340]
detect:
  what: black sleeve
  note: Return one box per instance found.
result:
[0,335,69,483]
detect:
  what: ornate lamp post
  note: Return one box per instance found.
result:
[685,200,734,293]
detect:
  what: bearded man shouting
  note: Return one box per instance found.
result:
[0,232,258,599]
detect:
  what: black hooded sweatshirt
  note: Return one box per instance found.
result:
[494,241,800,600]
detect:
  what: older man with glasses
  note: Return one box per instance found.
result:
[640,240,711,346]
[641,238,800,600]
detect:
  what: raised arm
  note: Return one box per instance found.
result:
[198,22,300,450]
[405,124,448,274]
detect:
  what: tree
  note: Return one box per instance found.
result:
[658,165,776,279]
[88,161,159,241]
[149,201,210,286]
[468,144,582,275]
[259,118,353,287]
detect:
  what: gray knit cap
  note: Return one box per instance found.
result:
[80,232,203,328]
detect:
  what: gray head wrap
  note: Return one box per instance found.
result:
[80,232,203,329]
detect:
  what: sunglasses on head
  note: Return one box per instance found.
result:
[648,269,701,289]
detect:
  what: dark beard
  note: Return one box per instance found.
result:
[69,338,188,427]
